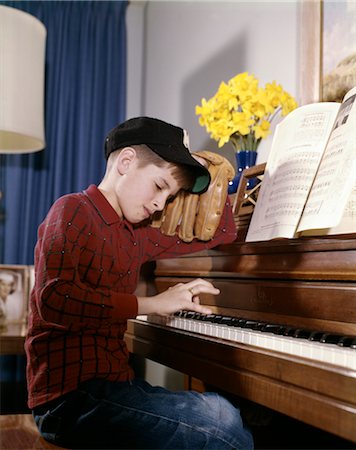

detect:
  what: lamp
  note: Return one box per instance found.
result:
[0,5,46,153]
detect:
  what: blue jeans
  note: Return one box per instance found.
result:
[33,378,253,449]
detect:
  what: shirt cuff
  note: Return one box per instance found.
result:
[111,293,138,320]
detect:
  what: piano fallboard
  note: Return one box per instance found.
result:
[126,236,356,442]
[154,236,356,280]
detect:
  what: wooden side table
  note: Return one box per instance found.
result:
[0,323,26,355]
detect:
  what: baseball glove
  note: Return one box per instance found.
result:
[150,151,235,242]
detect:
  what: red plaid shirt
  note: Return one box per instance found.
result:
[25,184,237,408]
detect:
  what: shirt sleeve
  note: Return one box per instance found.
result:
[137,195,237,262]
[33,195,138,329]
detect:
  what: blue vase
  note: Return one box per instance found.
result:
[228,150,257,194]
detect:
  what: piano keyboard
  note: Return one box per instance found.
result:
[137,311,356,371]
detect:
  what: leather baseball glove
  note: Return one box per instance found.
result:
[150,151,235,242]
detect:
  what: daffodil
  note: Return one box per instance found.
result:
[196,72,297,153]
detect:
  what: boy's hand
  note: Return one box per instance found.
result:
[137,278,218,316]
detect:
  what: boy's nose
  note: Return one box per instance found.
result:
[153,195,167,211]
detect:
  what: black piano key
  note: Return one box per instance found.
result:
[274,326,290,336]
[255,322,268,331]
[194,313,206,321]
[173,312,356,351]
[241,320,258,329]
[320,334,344,345]
[219,316,234,325]
[337,336,356,348]
[262,324,284,335]
[293,329,313,339]
[202,314,217,323]
[281,326,298,337]
[212,315,224,323]
[245,321,267,331]
[308,331,325,342]
[231,318,247,327]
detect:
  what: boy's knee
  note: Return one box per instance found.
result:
[203,393,254,449]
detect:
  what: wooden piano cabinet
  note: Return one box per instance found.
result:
[125,236,356,444]
[125,319,356,443]
[183,373,355,450]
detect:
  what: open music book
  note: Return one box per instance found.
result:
[246,86,356,242]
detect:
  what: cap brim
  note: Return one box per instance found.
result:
[191,172,210,194]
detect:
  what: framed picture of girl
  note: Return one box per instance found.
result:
[0,265,29,328]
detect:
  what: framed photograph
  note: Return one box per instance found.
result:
[0,265,30,327]
[299,0,356,105]
[322,1,356,102]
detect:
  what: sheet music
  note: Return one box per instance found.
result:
[246,103,339,241]
[297,88,356,232]
[300,182,356,236]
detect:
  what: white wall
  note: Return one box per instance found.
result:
[127,0,300,164]
[126,0,300,389]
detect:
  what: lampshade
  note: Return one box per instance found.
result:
[0,5,46,154]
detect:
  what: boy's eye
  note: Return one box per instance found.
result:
[166,195,174,203]
[155,183,162,191]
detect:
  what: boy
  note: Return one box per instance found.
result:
[25,117,253,449]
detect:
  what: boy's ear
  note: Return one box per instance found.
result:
[116,147,137,174]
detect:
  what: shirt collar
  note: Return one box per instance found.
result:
[84,184,123,226]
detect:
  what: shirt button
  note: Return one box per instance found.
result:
[68,222,72,226]
[133,242,137,246]
[177,240,181,244]
[127,270,131,275]
[101,304,105,308]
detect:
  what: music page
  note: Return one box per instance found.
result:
[297,87,356,233]
[246,102,339,242]
[300,182,356,236]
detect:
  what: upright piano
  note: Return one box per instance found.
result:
[125,235,356,444]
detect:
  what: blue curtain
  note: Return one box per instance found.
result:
[0,0,128,265]
[0,0,128,412]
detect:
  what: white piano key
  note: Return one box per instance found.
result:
[140,315,356,371]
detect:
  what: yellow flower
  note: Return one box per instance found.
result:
[196,72,297,152]
[253,120,271,139]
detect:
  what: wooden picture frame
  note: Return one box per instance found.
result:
[298,0,322,105]
[299,0,356,105]
[0,264,30,327]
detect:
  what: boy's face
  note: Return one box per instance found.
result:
[117,161,181,223]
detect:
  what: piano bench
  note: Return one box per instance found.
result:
[0,414,67,450]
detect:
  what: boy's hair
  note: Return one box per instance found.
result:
[109,144,196,191]
[104,117,210,194]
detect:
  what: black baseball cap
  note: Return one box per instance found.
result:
[104,117,211,194]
